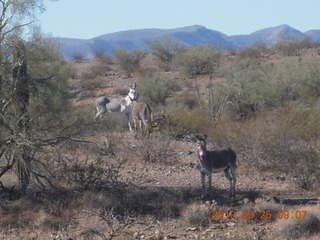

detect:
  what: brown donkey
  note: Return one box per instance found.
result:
[128,99,152,136]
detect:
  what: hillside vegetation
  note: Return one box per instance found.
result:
[1,37,320,239]
[73,39,320,191]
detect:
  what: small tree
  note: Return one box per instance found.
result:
[174,45,221,76]
[138,73,180,105]
[149,37,185,69]
[114,48,145,77]
[0,1,76,194]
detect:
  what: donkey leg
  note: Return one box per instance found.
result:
[95,107,105,120]
[127,113,133,132]
[224,169,235,199]
[230,167,236,198]
[208,172,213,199]
[141,118,148,136]
[133,118,138,133]
[139,119,143,133]
[200,171,206,199]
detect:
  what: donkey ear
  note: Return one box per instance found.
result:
[132,82,136,89]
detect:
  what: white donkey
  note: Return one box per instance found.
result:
[95,83,137,132]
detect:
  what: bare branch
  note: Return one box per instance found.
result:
[2,20,35,38]
[32,75,55,83]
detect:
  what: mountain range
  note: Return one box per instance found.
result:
[52,24,320,60]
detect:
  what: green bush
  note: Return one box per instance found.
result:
[79,78,104,91]
[67,163,123,190]
[165,105,211,139]
[149,37,186,69]
[238,42,268,59]
[273,37,314,56]
[300,63,320,98]
[212,104,320,184]
[173,45,221,76]
[138,73,180,105]
[72,52,86,62]
[216,59,320,120]
[115,48,145,76]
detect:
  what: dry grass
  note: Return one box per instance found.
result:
[182,201,217,227]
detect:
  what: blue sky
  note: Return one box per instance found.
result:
[38,0,320,39]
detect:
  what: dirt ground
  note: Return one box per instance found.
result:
[2,131,318,240]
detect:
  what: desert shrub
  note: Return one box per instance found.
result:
[211,103,320,180]
[174,45,221,76]
[93,49,106,59]
[238,42,268,58]
[112,87,130,96]
[149,37,186,69]
[138,73,180,105]
[80,208,137,240]
[290,146,320,190]
[67,163,123,190]
[276,207,320,239]
[219,59,320,120]
[300,62,320,98]
[79,78,104,91]
[264,62,310,106]
[184,201,217,227]
[274,39,300,56]
[80,61,110,90]
[82,63,110,80]
[273,37,313,56]
[114,48,145,76]
[170,91,198,110]
[135,136,173,164]
[72,52,86,62]
[242,61,320,109]
[263,61,320,102]
[222,63,267,119]
[93,51,114,66]
[165,105,212,139]
[196,78,238,121]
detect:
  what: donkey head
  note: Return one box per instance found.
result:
[195,135,207,160]
[128,83,137,101]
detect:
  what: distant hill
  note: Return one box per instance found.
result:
[305,29,320,42]
[52,25,320,60]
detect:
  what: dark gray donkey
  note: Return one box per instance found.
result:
[195,135,237,199]
[95,83,137,131]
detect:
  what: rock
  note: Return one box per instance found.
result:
[154,229,163,240]
[133,232,139,239]
[186,227,197,231]
[227,222,236,227]
[165,235,177,239]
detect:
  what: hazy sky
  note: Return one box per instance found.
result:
[38,0,320,39]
